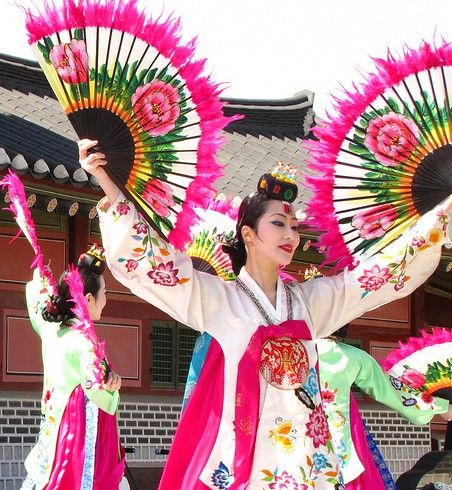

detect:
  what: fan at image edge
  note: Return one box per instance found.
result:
[307,39,452,269]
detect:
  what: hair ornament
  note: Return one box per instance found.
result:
[257,161,299,203]
[79,243,106,274]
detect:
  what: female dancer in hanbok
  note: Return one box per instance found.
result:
[79,138,450,490]
[21,246,125,489]
[317,327,452,490]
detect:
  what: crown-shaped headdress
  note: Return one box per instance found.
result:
[257,161,299,203]
[78,243,106,274]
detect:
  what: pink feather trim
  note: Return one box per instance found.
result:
[24,0,242,251]
[65,265,106,389]
[0,170,57,292]
[306,39,452,269]
[382,327,452,372]
[202,195,239,220]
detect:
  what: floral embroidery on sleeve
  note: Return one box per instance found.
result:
[115,204,190,286]
[358,209,448,299]
[390,360,451,409]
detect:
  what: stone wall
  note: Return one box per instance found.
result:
[0,393,438,490]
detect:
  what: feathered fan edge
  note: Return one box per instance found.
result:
[65,265,107,389]
[25,0,241,250]
[0,169,57,291]
[382,326,452,372]
[306,39,452,270]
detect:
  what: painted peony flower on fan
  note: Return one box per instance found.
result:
[132,80,181,136]
[142,179,175,218]
[49,39,88,84]
[364,113,420,166]
[399,368,426,389]
[351,203,397,240]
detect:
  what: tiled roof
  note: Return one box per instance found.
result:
[0,54,314,204]
[1,55,449,300]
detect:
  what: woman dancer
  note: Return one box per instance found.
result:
[317,327,452,489]
[21,245,125,489]
[80,138,450,489]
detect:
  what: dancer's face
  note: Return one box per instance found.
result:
[86,275,107,321]
[242,200,299,267]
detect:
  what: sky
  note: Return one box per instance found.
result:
[1,0,451,117]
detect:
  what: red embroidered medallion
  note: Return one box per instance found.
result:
[260,337,309,389]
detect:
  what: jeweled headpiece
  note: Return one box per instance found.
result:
[257,162,299,203]
[78,243,106,274]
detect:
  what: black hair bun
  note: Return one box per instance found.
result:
[41,295,75,323]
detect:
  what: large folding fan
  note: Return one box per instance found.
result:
[307,39,452,269]
[383,327,452,403]
[186,197,238,281]
[24,0,235,249]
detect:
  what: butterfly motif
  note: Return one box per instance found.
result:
[268,418,297,453]
[332,410,346,428]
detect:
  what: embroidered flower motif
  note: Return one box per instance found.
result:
[142,179,175,218]
[364,113,420,166]
[268,471,300,490]
[133,221,148,234]
[306,405,331,448]
[125,259,138,273]
[211,462,233,489]
[411,235,426,247]
[394,278,407,291]
[399,368,426,389]
[421,392,434,404]
[302,368,319,397]
[351,204,397,240]
[116,201,130,216]
[49,39,88,84]
[336,439,348,467]
[358,265,393,292]
[43,389,52,404]
[312,452,329,471]
[426,228,444,247]
[239,415,253,436]
[235,393,243,407]
[147,261,179,286]
[321,383,337,405]
[132,79,181,136]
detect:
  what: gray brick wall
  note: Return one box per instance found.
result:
[0,394,436,489]
[362,408,432,479]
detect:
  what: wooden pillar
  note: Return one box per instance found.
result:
[68,214,89,264]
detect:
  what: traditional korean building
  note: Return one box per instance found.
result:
[0,54,450,489]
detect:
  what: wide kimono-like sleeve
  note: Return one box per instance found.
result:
[297,204,450,338]
[353,349,449,425]
[98,193,225,333]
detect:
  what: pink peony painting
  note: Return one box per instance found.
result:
[49,39,88,84]
[351,204,397,240]
[132,80,181,136]
[364,113,419,166]
[142,179,175,218]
